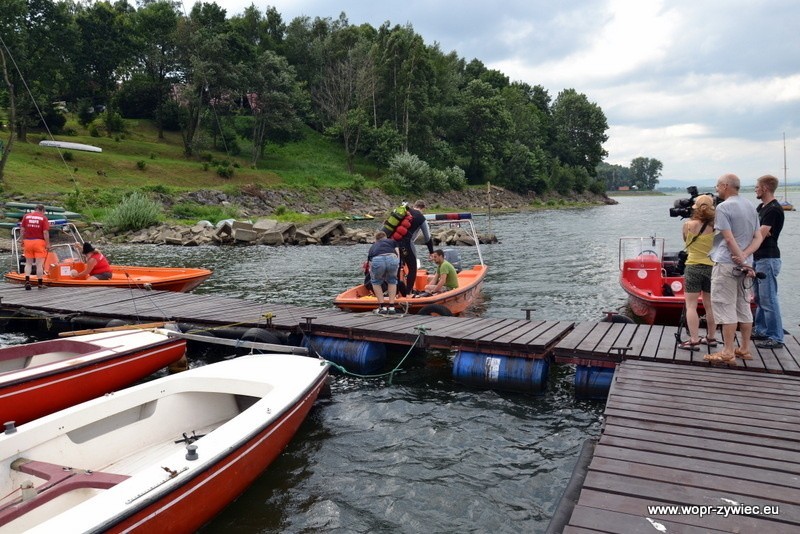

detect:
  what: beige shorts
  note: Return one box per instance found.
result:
[711,263,752,324]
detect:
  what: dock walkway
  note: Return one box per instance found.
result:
[2,285,798,372]
[559,360,800,533]
[0,285,572,358]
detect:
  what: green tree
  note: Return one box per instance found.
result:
[455,79,513,184]
[130,0,180,138]
[630,156,663,190]
[551,88,609,176]
[244,50,306,166]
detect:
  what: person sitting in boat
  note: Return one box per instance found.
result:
[71,242,113,280]
[367,231,400,315]
[425,249,459,294]
[678,194,717,351]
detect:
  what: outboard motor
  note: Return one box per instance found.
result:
[443,249,462,272]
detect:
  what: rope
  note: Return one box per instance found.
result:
[298,324,427,383]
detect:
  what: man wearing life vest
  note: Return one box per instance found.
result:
[383,200,434,292]
[19,204,51,290]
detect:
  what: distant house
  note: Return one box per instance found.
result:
[617,186,630,191]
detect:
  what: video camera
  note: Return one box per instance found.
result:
[669,185,719,218]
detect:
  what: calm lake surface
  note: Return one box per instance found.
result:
[2,192,797,532]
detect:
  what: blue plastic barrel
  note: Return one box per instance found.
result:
[303,335,386,374]
[453,351,549,393]
[574,365,615,400]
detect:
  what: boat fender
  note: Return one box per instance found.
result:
[106,319,129,328]
[418,304,452,316]
[239,328,283,346]
[390,214,413,240]
[600,313,634,324]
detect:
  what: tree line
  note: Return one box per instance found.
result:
[0,0,661,193]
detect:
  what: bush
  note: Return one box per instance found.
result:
[216,165,234,179]
[103,111,125,134]
[136,160,147,170]
[104,191,162,232]
[385,152,430,193]
[62,151,74,162]
[444,166,467,191]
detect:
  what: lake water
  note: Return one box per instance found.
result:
[2,192,797,532]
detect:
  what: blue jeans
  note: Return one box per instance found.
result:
[754,258,783,343]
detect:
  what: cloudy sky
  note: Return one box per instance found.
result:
[210,0,800,186]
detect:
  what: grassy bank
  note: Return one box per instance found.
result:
[1,118,377,197]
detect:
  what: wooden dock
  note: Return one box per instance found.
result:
[554,320,800,375]
[0,285,572,358]
[2,285,798,373]
[558,360,800,533]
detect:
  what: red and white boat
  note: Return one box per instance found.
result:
[0,354,329,533]
[619,236,754,325]
[0,327,187,426]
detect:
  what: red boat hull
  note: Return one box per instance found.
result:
[107,373,328,533]
[620,256,753,325]
[0,339,186,426]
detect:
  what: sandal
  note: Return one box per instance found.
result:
[678,340,701,351]
[704,352,737,366]
[699,336,718,347]
[734,348,753,360]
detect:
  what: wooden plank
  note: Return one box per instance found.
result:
[505,320,572,349]
[568,504,740,534]
[577,489,796,533]
[603,417,800,452]
[604,407,800,441]
[592,445,800,488]
[554,321,601,352]
[598,430,800,472]
[586,459,800,510]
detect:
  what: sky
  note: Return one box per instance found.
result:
[208,0,800,186]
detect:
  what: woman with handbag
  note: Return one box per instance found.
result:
[679,195,717,350]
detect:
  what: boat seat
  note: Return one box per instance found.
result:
[0,458,130,526]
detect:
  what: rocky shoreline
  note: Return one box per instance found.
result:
[0,186,616,251]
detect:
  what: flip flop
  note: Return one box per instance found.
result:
[704,352,737,366]
[678,340,701,351]
[734,348,753,360]
[699,336,718,347]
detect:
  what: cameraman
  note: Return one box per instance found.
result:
[678,195,717,350]
[752,174,785,349]
[706,173,763,364]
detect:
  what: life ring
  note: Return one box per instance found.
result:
[418,304,453,316]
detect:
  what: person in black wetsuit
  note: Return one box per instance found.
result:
[398,200,434,293]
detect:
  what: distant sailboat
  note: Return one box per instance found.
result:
[781,132,795,211]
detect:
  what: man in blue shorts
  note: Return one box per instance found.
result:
[367,231,400,315]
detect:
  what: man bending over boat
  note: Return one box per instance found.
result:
[368,231,400,315]
[425,249,459,294]
[19,204,50,290]
[71,242,113,280]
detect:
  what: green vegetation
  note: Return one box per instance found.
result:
[1,1,633,200]
[104,191,162,232]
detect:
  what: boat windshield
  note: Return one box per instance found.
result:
[619,237,666,269]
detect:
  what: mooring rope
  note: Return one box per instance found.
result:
[298,324,427,384]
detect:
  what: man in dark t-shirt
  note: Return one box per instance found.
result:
[752,174,785,348]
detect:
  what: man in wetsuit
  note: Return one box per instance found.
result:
[398,200,434,293]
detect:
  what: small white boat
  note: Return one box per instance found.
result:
[0,327,187,426]
[0,354,330,532]
[38,140,102,153]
